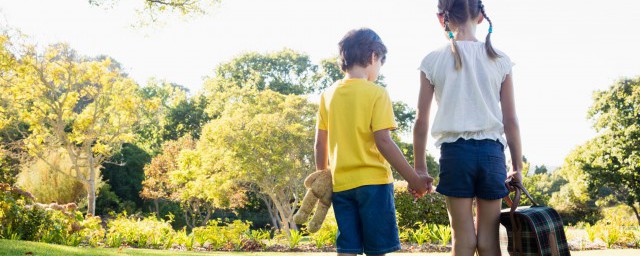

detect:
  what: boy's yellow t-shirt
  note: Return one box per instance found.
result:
[317,78,397,192]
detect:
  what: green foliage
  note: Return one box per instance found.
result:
[310,210,337,248]
[0,184,86,246]
[550,143,601,224]
[287,229,303,249]
[599,225,621,248]
[2,41,144,215]
[393,181,449,228]
[584,223,598,243]
[102,143,151,210]
[190,219,252,250]
[198,86,315,232]
[16,150,86,204]
[392,101,417,134]
[582,77,640,224]
[430,224,452,246]
[403,222,432,246]
[209,49,319,95]
[79,215,106,247]
[105,213,176,249]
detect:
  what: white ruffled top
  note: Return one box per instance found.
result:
[419,41,514,148]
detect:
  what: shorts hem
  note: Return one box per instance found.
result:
[436,188,474,198]
[477,191,510,200]
[337,248,364,254]
[364,244,402,255]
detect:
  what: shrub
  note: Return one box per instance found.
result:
[105,213,176,249]
[599,225,621,248]
[0,183,82,245]
[191,219,251,250]
[430,224,452,246]
[288,229,303,249]
[310,208,337,248]
[394,181,448,228]
[408,222,432,246]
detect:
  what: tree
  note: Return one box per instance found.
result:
[210,49,319,95]
[141,135,244,227]
[2,43,143,215]
[141,137,181,216]
[89,0,221,25]
[533,165,548,175]
[198,87,315,235]
[549,140,601,224]
[580,77,640,224]
[102,143,151,209]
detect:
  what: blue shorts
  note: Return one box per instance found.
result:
[331,183,401,255]
[436,138,510,200]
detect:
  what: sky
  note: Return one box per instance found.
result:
[1,0,639,169]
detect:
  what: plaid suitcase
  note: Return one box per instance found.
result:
[500,180,570,256]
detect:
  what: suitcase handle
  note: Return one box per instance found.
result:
[503,178,539,255]
[504,178,538,211]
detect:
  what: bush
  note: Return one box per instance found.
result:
[310,209,337,248]
[0,183,85,246]
[105,213,176,249]
[394,181,448,228]
[191,219,252,250]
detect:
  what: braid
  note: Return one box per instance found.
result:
[444,11,463,70]
[479,0,500,59]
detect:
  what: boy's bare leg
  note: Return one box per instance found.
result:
[338,254,357,256]
[446,197,477,256]
[476,198,502,256]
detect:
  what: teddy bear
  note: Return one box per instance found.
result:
[293,169,332,233]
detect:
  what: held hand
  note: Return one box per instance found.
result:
[506,169,523,192]
[409,173,434,200]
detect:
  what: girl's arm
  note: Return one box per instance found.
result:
[374,129,431,195]
[315,129,329,170]
[500,73,524,188]
[413,71,435,175]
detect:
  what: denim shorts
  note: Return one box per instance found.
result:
[436,138,509,200]
[331,183,401,255]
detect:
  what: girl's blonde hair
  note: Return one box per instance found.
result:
[438,0,500,70]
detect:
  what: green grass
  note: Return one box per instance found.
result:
[1,239,639,256]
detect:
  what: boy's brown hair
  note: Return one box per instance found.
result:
[338,28,387,72]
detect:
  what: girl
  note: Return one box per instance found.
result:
[413,0,523,255]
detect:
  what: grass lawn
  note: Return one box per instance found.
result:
[1,239,639,256]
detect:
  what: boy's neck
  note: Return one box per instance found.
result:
[345,66,370,80]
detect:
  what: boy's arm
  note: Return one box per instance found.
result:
[500,73,523,190]
[413,72,435,175]
[315,129,329,170]
[374,129,431,195]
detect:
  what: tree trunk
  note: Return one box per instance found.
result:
[87,155,98,216]
[260,195,280,230]
[153,199,160,216]
[269,193,291,237]
[87,177,96,216]
[630,202,640,226]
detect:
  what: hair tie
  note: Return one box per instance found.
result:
[448,31,454,39]
[488,26,493,33]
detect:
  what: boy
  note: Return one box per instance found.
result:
[315,28,433,256]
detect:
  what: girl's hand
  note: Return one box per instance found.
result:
[506,170,523,192]
[409,173,434,201]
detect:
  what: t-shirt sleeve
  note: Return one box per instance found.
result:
[371,89,397,132]
[497,53,515,82]
[418,54,436,85]
[316,93,328,131]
